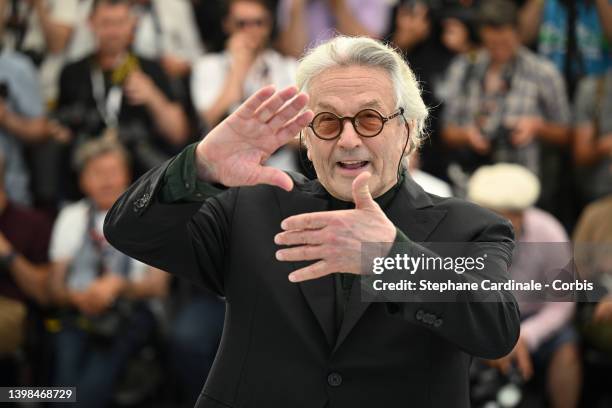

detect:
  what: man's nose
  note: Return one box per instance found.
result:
[336,120,362,149]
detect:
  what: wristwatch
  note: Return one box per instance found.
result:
[0,250,17,270]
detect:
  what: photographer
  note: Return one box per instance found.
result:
[47,138,168,408]
[192,0,297,128]
[441,0,570,177]
[55,0,190,184]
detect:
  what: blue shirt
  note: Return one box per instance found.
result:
[538,0,612,77]
[0,49,44,206]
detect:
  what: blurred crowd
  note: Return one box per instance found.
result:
[0,0,611,407]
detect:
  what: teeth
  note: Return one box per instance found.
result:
[340,160,366,164]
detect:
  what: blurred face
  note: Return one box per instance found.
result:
[225,1,272,49]
[480,25,519,64]
[305,65,408,201]
[80,152,130,211]
[90,3,135,56]
[394,2,431,49]
[441,18,471,54]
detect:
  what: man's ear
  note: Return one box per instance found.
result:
[301,131,313,161]
[405,120,417,154]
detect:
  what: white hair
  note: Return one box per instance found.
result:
[296,36,429,150]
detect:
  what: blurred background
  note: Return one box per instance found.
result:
[0,0,611,407]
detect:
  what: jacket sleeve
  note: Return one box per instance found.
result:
[382,218,521,360]
[103,151,237,297]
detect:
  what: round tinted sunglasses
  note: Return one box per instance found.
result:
[307,107,405,140]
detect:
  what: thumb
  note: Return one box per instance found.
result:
[352,172,376,210]
[256,166,294,192]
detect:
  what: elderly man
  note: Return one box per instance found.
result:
[105,36,520,408]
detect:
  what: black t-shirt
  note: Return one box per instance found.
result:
[56,53,181,175]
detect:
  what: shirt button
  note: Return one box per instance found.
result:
[327,372,342,387]
[434,318,443,328]
[185,183,191,189]
[415,309,424,321]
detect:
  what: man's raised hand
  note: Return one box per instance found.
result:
[275,172,397,282]
[195,85,314,191]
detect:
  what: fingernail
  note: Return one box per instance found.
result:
[276,251,284,260]
[274,234,282,244]
[288,273,298,282]
[281,221,288,230]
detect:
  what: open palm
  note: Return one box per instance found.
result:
[195,86,314,191]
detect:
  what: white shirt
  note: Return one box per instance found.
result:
[2,0,79,54]
[191,49,298,113]
[411,170,453,198]
[49,199,148,282]
[66,0,203,63]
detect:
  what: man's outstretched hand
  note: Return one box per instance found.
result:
[195,85,314,191]
[275,172,397,282]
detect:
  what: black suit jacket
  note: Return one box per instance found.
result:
[104,161,520,408]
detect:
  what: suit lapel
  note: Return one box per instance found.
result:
[332,175,448,353]
[277,180,336,348]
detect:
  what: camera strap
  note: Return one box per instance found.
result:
[91,68,122,129]
[90,53,140,129]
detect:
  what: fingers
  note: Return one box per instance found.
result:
[275,229,325,246]
[276,245,325,262]
[255,166,294,192]
[274,110,314,145]
[352,172,377,210]
[281,212,333,231]
[287,260,332,282]
[235,85,276,118]
[266,92,310,130]
[253,86,298,122]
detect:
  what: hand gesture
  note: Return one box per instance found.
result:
[123,70,160,106]
[227,32,258,74]
[195,85,313,191]
[275,172,397,282]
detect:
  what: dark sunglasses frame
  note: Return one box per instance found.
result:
[307,107,405,140]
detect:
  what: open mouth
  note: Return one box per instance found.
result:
[337,160,369,170]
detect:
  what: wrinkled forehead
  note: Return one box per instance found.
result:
[306,65,396,115]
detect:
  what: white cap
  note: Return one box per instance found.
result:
[467,163,540,211]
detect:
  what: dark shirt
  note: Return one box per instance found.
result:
[0,202,52,302]
[56,53,182,199]
[326,177,403,331]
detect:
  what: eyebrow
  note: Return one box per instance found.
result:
[315,100,385,113]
